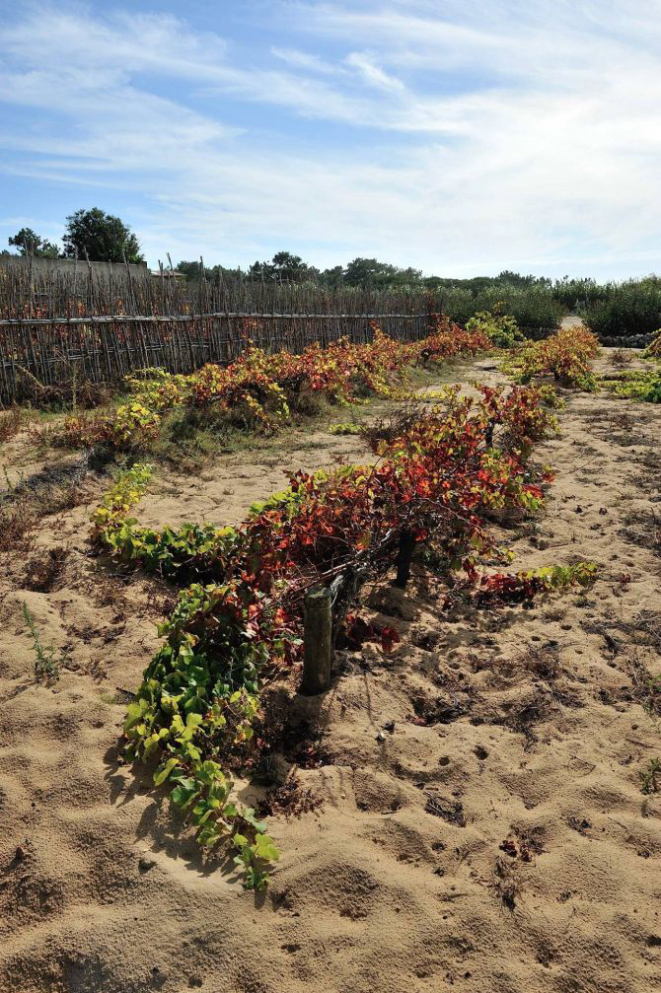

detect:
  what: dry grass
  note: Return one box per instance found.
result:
[611,349,634,366]
[492,855,522,911]
[0,407,25,443]
[0,455,96,552]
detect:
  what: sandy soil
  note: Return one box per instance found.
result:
[1,351,660,993]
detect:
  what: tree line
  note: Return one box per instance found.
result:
[3,208,633,319]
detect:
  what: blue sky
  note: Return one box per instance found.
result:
[1,0,660,279]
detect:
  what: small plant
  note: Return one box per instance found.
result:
[602,366,661,404]
[328,422,361,435]
[643,675,661,720]
[466,311,524,349]
[233,819,280,890]
[22,602,66,681]
[640,758,661,795]
[493,855,521,911]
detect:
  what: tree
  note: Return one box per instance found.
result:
[271,251,315,282]
[176,260,206,280]
[8,227,59,258]
[344,257,393,287]
[175,260,243,281]
[247,251,318,283]
[343,257,422,288]
[497,271,551,289]
[319,265,344,288]
[62,208,144,264]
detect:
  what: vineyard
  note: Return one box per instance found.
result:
[1,318,661,991]
[0,258,566,403]
[0,260,434,402]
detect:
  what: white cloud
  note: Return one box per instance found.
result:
[345,52,405,92]
[270,46,338,75]
[0,1,660,277]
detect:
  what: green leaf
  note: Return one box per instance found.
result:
[198,823,222,847]
[153,757,180,786]
[124,698,149,731]
[170,781,198,808]
[242,807,267,833]
[254,834,280,862]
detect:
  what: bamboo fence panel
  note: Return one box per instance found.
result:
[0,260,437,402]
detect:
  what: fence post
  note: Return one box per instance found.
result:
[300,586,333,695]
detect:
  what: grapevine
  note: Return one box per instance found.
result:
[503,326,600,391]
[91,382,594,888]
[60,319,491,452]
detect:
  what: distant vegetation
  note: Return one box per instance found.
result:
[176,257,567,329]
[4,208,144,264]
[60,208,143,264]
[8,228,60,259]
[580,276,661,339]
[174,257,661,337]
[4,213,661,338]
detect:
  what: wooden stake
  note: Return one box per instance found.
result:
[300,586,333,695]
[394,529,416,589]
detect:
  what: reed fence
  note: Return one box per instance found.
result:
[0,258,439,402]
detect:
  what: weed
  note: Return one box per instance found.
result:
[493,855,521,910]
[22,602,68,682]
[611,349,633,366]
[642,676,661,720]
[0,407,25,443]
[258,772,320,819]
[0,457,90,552]
[328,422,361,435]
[14,367,113,410]
[640,758,661,795]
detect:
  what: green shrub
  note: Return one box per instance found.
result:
[583,277,661,339]
[602,365,661,403]
[440,284,563,332]
[552,277,610,313]
[643,367,661,403]
[465,311,524,349]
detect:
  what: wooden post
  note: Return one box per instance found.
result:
[300,586,333,695]
[394,530,416,589]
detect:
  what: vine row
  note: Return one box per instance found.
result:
[92,368,595,888]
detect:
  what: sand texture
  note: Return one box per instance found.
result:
[1,350,660,993]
